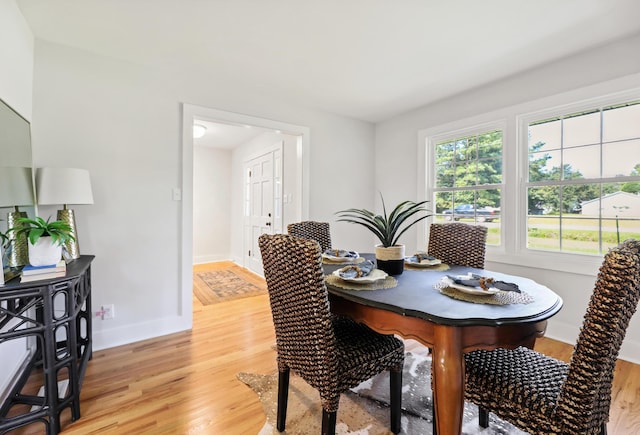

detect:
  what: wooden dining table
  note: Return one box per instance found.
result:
[323,255,563,435]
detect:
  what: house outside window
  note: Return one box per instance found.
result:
[525,100,640,255]
[429,126,503,245]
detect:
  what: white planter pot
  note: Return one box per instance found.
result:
[28,237,62,266]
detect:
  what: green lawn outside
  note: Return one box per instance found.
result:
[433,214,640,254]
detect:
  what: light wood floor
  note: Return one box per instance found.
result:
[13,261,640,434]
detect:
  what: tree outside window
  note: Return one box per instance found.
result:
[432,129,502,245]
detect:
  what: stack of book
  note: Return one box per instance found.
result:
[21,260,67,283]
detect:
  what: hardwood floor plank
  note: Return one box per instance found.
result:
[9,261,639,434]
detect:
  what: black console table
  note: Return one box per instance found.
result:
[0,255,94,434]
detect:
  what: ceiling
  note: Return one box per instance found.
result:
[17,0,640,124]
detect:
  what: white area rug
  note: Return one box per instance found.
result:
[238,351,528,434]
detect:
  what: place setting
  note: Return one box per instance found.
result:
[321,248,365,264]
[434,273,534,305]
[404,251,450,271]
[325,259,398,290]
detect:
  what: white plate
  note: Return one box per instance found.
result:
[440,276,500,296]
[322,251,359,262]
[332,268,388,283]
[404,256,442,267]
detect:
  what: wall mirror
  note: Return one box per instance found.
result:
[0,97,35,282]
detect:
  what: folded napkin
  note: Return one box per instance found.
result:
[338,260,375,279]
[410,252,437,262]
[324,249,358,259]
[447,273,520,293]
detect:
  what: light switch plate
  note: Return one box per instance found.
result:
[172,187,182,201]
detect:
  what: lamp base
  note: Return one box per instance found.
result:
[7,210,29,267]
[57,208,81,260]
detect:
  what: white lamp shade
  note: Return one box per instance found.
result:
[0,166,35,207]
[36,167,94,205]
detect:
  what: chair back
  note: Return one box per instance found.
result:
[427,223,488,268]
[287,221,332,252]
[258,234,338,384]
[556,239,640,432]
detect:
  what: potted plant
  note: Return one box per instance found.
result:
[336,195,431,275]
[8,216,75,266]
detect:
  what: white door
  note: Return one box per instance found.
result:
[243,143,283,274]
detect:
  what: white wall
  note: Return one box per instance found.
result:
[193,146,232,263]
[375,33,640,362]
[0,0,33,119]
[30,39,376,350]
[306,113,378,251]
[0,0,33,406]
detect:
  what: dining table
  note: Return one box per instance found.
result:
[322,254,563,435]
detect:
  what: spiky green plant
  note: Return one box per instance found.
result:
[336,194,431,247]
[8,216,75,246]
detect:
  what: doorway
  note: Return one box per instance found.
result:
[180,104,310,329]
[243,144,283,274]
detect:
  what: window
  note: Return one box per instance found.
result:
[430,127,503,245]
[525,100,640,254]
[422,84,640,273]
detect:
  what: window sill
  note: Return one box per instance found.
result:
[487,248,603,277]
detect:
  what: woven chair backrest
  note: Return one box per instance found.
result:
[287,221,332,252]
[258,233,338,386]
[427,223,488,268]
[556,239,640,433]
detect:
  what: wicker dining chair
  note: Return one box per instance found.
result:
[426,222,488,434]
[427,222,488,268]
[258,234,404,435]
[287,221,332,252]
[464,239,640,435]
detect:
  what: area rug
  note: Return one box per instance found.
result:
[194,269,265,304]
[238,352,527,434]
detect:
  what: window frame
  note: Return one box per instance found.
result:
[518,93,640,260]
[419,83,640,277]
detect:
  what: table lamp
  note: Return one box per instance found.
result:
[0,166,35,267]
[36,167,94,260]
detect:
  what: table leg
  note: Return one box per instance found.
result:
[432,324,464,435]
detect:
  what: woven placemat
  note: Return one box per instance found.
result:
[322,257,366,265]
[325,274,398,291]
[436,285,534,305]
[404,263,450,272]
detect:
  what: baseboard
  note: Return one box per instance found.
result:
[193,254,231,264]
[95,258,259,351]
[545,319,640,365]
[231,255,244,266]
[620,339,640,365]
[93,315,191,351]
